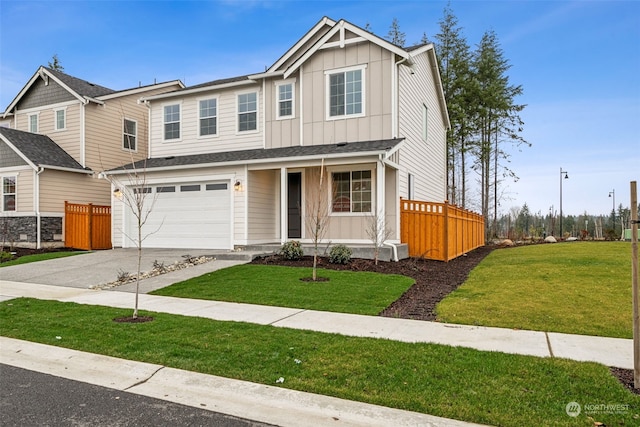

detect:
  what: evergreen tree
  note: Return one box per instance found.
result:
[48,54,64,71]
[386,18,406,47]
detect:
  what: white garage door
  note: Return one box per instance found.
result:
[126,180,232,249]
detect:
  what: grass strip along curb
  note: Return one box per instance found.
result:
[151,265,414,315]
[0,251,83,267]
[2,298,638,427]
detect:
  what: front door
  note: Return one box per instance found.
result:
[287,172,302,239]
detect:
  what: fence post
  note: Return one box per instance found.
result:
[444,201,450,262]
[87,203,93,251]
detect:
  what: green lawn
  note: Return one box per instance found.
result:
[1,298,638,427]
[151,264,414,315]
[437,242,634,338]
[0,251,84,267]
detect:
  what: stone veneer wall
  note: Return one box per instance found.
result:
[1,216,63,248]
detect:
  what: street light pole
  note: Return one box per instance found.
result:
[609,189,616,237]
[560,168,569,239]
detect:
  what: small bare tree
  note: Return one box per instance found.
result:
[305,159,330,281]
[366,211,394,265]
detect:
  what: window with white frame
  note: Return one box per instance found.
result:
[2,176,16,211]
[327,66,364,118]
[237,92,257,132]
[123,118,137,151]
[163,104,180,140]
[54,109,66,131]
[28,114,38,133]
[422,104,428,141]
[277,83,293,119]
[331,170,372,213]
[199,98,217,136]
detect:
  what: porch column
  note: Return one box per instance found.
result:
[377,159,386,238]
[280,167,287,244]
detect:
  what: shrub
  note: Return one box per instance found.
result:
[280,240,303,260]
[329,244,352,264]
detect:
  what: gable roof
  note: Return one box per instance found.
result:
[3,66,184,116]
[106,138,404,174]
[0,127,91,173]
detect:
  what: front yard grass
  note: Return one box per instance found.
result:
[437,242,633,338]
[0,251,84,267]
[151,265,413,315]
[1,298,638,427]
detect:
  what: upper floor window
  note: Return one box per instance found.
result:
[28,114,38,133]
[123,119,137,151]
[2,176,16,211]
[238,92,257,132]
[277,83,294,119]
[327,66,365,119]
[164,104,180,140]
[199,98,217,136]
[422,104,428,141]
[331,170,372,214]
[54,109,66,131]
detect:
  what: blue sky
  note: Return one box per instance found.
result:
[1,0,638,217]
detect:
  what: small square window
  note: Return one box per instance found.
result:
[331,170,372,213]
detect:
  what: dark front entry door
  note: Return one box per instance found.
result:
[287,172,302,239]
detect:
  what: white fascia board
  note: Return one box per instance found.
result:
[104,150,390,176]
[141,80,257,102]
[284,20,411,80]
[248,71,284,80]
[426,48,451,130]
[267,16,337,72]
[39,165,94,174]
[97,80,185,101]
[0,134,38,171]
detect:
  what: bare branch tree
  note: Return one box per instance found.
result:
[366,212,393,265]
[305,159,330,281]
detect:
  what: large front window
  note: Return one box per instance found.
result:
[238,92,257,132]
[2,176,16,211]
[164,104,180,140]
[328,68,363,118]
[331,170,372,213]
[199,98,217,136]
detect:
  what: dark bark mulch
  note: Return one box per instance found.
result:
[112,316,154,323]
[611,368,640,395]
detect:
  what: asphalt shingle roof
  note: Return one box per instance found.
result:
[45,67,116,99]
[0,127,88,172]
[110,138,403,172]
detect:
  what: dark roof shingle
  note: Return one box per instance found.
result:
[45,67,116,99]
[0,127,89,172]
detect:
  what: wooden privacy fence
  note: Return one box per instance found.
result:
[65,202,111,250]
[400,199,484,262]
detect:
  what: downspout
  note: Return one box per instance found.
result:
[393,57,408,138]
[383,241,399,262]
[35,167,44,249]
[140,99,152,158]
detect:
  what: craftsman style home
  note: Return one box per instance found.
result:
[0,66,183,248]
[106,17,449,255]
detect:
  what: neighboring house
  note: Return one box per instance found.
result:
[106,17,449,255]
[0,66,183,248]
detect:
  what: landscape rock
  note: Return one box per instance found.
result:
[544,236,557,243]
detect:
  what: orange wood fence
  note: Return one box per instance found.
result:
[64,202,111,250]
[400,199,484,262]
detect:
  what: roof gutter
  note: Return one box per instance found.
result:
[39,164,94,174]
[142,79,257,102]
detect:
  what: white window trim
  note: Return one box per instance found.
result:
[2,175,17,212]
[236,90,259,135]
[275,79,296,120]
[53,107,67,131]
[327,166,375,216]
[162,102,182,142]
[325,64,367,121]
[198,96,219,139]
[28,113,39,133]
[123,118,138,152]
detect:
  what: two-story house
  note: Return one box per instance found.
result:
[0,66,183,248]
[106,17,449,256]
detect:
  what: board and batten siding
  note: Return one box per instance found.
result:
[302,42,393,146]
[397,50,447,203]
[39,170,109,213]
[247,169,279,242]
[149,85,264,158]
[264,78,301,149]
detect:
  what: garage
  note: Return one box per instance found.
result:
[125,180,232,249]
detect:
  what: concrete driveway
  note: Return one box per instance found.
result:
[0,248,253,291]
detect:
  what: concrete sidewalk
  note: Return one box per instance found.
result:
[0,279,633,427]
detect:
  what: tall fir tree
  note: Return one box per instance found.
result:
[48,54,64,71]
[386,18,406,47]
